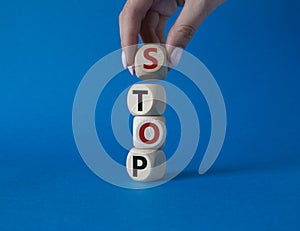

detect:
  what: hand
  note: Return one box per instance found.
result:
[119,0,225,75]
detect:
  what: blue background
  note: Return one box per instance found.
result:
[1,0,299,230]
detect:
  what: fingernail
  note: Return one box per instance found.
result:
[170,47,183,67]
[122,51,134,75]
[128,66,134,76]
[121,51,127,69]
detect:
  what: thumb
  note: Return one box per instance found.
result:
[166,0,223,66]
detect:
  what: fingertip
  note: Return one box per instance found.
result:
[170,47,183,67]
[121,45,137,75]
[166,44,184,67]
[122,44,138,67]
[128,65,135,76]
[121,51,127,69]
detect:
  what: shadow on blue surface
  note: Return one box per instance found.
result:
[175,153,300,180]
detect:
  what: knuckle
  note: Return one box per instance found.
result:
[176,24,196,41]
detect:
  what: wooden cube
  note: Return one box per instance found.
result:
[134,44,168,80]
[127,83,166,116]
[126,148,166,182]
[133,116,166,149]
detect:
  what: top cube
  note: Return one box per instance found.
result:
[135,44,168,80]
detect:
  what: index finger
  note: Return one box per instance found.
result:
[119,0,154,67]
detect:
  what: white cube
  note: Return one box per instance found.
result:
[126,148,166,182]
[135,44,168,80]
[127,83,166,116]
[133,116,166,149]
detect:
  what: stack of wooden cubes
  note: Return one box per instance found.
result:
[126,44,168,182]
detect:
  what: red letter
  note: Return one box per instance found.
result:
[139,122,160,144]
[143,48,158,69]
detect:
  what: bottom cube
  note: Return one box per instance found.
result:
[126,148,166,182]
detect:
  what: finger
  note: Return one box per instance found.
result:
[166,0,205,50]
[166,0,225,65]
[155,15,167,43]
[119,0,154,67]
[140,10,160,44]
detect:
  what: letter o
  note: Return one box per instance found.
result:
[139,122,160,144]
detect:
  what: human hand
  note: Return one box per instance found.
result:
[119,0,225,75]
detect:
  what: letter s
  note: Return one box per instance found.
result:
[143,48,158,69]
